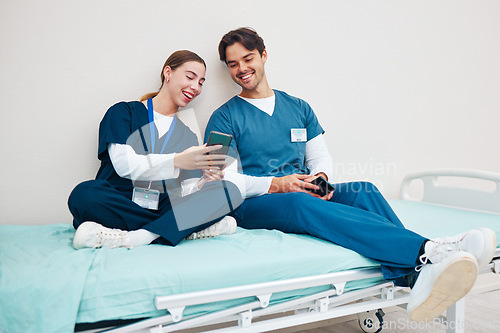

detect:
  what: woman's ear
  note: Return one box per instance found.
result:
[163,66,172,83]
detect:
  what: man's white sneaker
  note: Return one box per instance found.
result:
[407,251,478,322]
[420,228,496,269]
[186,216,237,240]
[73,222,131,249]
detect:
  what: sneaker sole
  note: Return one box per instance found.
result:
[219,216,237,236]
[408,256,478,322]
[476,227,497,269]
[228,218,237,234]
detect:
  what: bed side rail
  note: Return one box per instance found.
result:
[155,268,382,315]
[400,169,500,214]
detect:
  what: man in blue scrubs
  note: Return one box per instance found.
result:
[205,27,496,322]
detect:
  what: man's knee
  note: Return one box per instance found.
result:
[344,181,380,195]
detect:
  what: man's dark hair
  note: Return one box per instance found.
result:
[218,27,266,64]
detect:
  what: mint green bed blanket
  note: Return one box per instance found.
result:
[1,200,499,333]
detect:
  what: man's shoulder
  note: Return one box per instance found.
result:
[274,90,310,109]
[211,95,244,118]
[216,95,241,110]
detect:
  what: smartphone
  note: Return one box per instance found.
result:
[207,131,232,155]
[309,176,335,197]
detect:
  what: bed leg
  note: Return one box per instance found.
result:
[446,298,465,333]
[238,310,253,327]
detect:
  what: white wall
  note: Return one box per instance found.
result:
[1,0,499,225]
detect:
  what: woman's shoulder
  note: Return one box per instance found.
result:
[106,100,145,113]
[99,101,149,133]
[102,101,146,120]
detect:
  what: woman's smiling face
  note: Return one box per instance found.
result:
[165,60,206,107]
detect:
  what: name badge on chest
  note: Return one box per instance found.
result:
[291,128,307,142]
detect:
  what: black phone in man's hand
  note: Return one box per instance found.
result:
[309,176,335,197]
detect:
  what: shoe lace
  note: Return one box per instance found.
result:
[193,225,219,239]
[95,230,131,248]
[418,235,465,268]
[187,223,223,240]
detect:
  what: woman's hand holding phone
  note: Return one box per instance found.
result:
[197,168,225,189]
[174,144,227,170]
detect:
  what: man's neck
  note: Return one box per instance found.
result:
[239,76,274,99]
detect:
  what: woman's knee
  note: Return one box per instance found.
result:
[198,180,243,211]
[69,180,100,205]
[223,180,243,210]
[68,180,108,218]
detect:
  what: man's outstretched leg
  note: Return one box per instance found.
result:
[234,189,496,321]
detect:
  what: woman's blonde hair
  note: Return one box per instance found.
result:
[140,50,206,101]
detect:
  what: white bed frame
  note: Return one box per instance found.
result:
[97,169,500,333]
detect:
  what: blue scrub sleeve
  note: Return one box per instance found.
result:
[302,100,325,141]
[98,102,133,159]
[204,106,239,159]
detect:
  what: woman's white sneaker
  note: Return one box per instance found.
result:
[186,216,237,240]
[420,228,496,269]
[73,222,131,249]
[407,251,478,322]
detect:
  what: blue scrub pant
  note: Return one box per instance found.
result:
[68,179,242,246]
[233,181,427,283]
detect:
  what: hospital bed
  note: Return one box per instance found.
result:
[0,169,499,333]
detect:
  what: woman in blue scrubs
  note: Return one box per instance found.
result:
[68,50,242,249]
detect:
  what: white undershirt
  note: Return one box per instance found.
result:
[153,110,173,137]
[239,94,276,116]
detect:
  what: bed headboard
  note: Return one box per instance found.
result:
[400,169,500,214]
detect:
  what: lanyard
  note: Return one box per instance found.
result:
[147,98,176,154]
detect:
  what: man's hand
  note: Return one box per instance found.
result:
[303,174,334,201]
[309,172,328,182]
[268,174,321,196]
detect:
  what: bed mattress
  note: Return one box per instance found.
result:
[1,200,499,332]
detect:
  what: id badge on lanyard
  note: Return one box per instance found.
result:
[132,98,176,210]
[132,183,160,210]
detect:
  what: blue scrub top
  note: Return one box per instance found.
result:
[96,101,201,196]
[205,90,324,178]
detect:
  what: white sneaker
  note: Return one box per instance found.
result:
[407,251,478,322]
[73,222,131,249]
[186,216,237,240]
[420,228,496,269]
